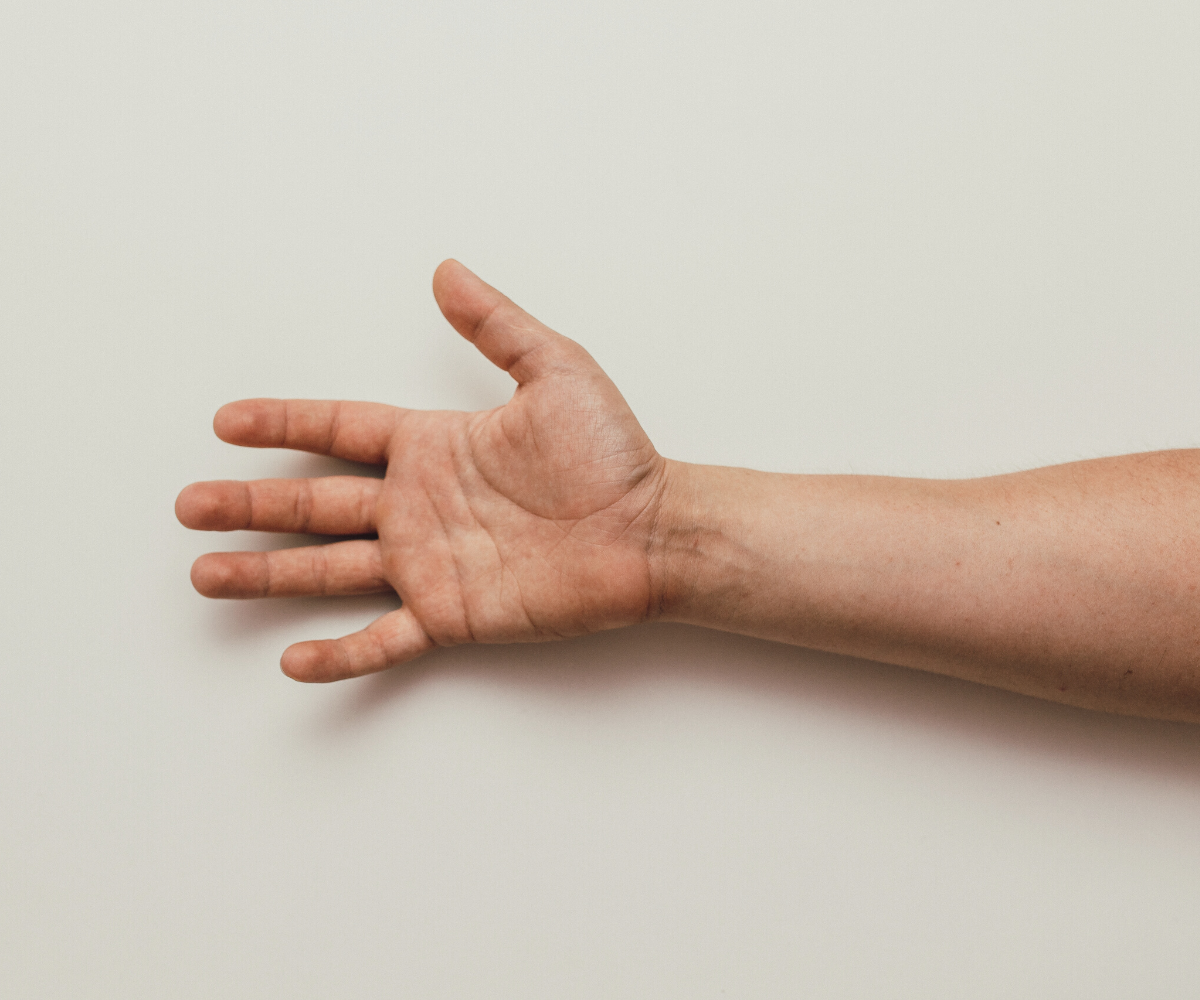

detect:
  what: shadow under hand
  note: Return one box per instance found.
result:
[202,591,401,659]
[253,452,389,481]
[312,622,1200,788]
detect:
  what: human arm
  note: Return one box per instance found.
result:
[176,261,1200,723]
[653,453,1200,722]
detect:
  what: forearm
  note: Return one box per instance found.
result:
[650,451,1200,723]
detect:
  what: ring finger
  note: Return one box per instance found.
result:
[176,476,381,535]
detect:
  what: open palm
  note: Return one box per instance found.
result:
[177,261,671,681]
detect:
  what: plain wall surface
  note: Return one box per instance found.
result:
[3,2,1200,996]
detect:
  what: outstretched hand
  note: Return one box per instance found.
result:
[177,261,672,681]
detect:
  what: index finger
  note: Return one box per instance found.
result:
[214,399,401,464]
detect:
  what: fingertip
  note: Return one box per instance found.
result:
[432,257,464,292]
[190,553,229,598]
[175,484,196,527]
[212,402,239,442]
[280,643,311,681]
[175,481,245,531]
[281,640,343,682]
[213,399,274,445]
[431,259,484,319]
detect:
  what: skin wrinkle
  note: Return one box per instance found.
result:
[296,478,313,535]
[515,340,557,385]
[503,548,551,639]
[466,414,558,520]
[334,638,354,678]
[314,545,329,597]
[642,467,672,622]
[242,481,257,532]
[370,542,385,588]
[469,298,506,351]
[359,479,378,536]
[479,507,550,637]
[327,401,343,458]
[496,405,523,457]
[363,622,389,674]
[479,305,558,384]
[425,446,479,645]
[280,399,294,450]
[484,513,550,637]
[412,611,444,650]
[526,404,549,468]
[561,477,661,552]
[468,418,659,528]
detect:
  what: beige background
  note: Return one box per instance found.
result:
[3,1,1200,996]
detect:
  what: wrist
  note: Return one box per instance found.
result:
[646,459,727,625]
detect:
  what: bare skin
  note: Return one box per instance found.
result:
[177,260,1200,722]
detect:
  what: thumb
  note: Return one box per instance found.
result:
[432,259,581,384]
